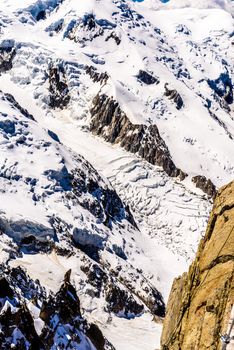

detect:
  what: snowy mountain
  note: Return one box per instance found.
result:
[143,0,234,12]
[0,0,233,349]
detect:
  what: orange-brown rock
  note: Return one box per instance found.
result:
[161,181,234,350]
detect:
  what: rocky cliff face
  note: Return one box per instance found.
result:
[90,94,186,180]
[90,94,220,197]
[0,40,16,73]
[161,181,234,350]
[0,266,114,350]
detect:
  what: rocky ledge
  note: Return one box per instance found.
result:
[161,180,234,350]
[192,175,217,198]
[48,64,70,109]
[90,94,186,180]
[164,83,184,110]
[0,40,16,73]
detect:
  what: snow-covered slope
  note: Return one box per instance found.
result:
[0,0,233,349]
[0,89,168,349]
[1,0,233,188]
[142,0,234,12]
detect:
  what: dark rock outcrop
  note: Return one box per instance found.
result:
[90,94,186,180]
[69,163,137,229]
[19,234,54,254]
[0,277,14,298]
[105,32,121,45]
[3,92,35,120]
[81,263,108,296]
[105,284,144,317]
[192,175,217,198]
[208,73,233,105]
[36,10,46,21]
[176,24,191,35]
[0,303,45,349]
[161,181,234,350]
[86,324,106,350]
[45,19,64,35]
[0,267,46,349]
[48,64,70,109]
[0,266,115,350]
[137,70,159,85]
[81,260,165,319]
[86,323,115,350]
[67,13,105,43]
[86,66,109,85]
[42,269,80,324]
[83,13,98,31]
[0,40,16,73]
[207,107,233,139]
[164,83,184,110]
